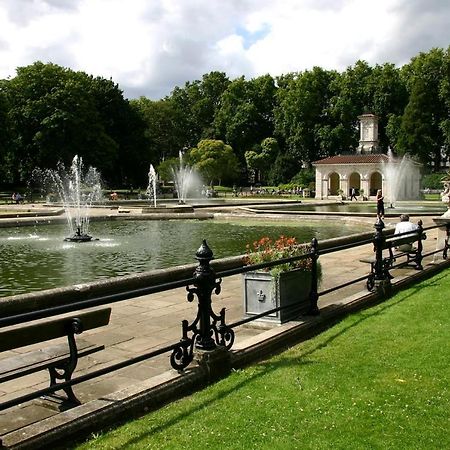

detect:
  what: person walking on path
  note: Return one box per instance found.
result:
[350,188,357,201]
[376,189,384,219]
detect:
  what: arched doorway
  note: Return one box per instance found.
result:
[349,172,361,196]
[329,172,340,195]
[370,172,382,196]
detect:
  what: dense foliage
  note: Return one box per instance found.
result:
[0,47,448,189]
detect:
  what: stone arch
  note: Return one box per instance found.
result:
[349,172,361,196]
[370,171,382,196]
[328,172,340,195]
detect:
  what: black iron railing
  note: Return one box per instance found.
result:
[1,220,449,412]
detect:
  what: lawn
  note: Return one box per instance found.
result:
[76,270,450,450]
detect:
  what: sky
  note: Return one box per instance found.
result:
[0,0,449,100]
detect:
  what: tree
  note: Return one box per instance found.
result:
[3,62,147,186]
[438,46,450,160]
[328,60,373,152]
[5,62,116,182]
[0,80,12,183]
[367,63,408,150]
[130,97,183,165]
[396,48,447,167]
[245,137,278,183]
[396,79,438,164]
[83,75,149,186]
[169,71,230,147]
[267,152,299,185]
[214,75,277,160]
[156,157,180,183]
[188,139,241,185]
[274,67,338,165]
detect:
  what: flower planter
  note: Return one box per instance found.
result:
[243,269,312,324]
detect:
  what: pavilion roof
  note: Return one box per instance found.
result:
[313,154,390,165]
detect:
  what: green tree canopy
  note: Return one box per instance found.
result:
[131,97,184,163]
[214,74,277,159]
[188,139,241,185]
[0,80,12,182]
[275,67,338,165]
[156,156,180,183]
[245,137,279,183]
[396,48,448,166]
[3,62,148,186]
[169,71,231,147]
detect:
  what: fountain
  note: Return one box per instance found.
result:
[146,164,158,208]
[36,155,102,242]
[172,150,201,205]
[382,149,419,208]
[137,161,196,214]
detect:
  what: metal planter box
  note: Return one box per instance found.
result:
[243,269,312,324]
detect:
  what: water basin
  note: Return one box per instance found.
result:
[250,202,446,215]
[0,218,369,297]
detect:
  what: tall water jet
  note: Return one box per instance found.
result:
[381,149,418,208]
[146,164,157,208]
[35,156,102,242]
[171,150,201,204]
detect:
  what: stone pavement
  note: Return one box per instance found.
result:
[0,212,447,445]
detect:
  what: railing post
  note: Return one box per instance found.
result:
[307,238,320,315]
[171,240,234,371]
[444,224,450,260]
[415,219,424,269]
[372,217,391,295]
[374,217,386,281]
[192,240,217,350]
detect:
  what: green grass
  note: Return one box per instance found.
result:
[76,270,450,450]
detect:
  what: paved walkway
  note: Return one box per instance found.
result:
[0,207,447,442]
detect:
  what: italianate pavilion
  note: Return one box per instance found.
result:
[313,113,422,202]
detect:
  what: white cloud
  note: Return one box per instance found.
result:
[0,0,448,98]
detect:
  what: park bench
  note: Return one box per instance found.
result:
[0,194,26,204]
[0,308,111,406]
[0,194,14,204]
[361,229,425,291]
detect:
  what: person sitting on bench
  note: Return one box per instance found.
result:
[394,214,418,252]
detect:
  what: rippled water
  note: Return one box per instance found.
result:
[0,218,369,297]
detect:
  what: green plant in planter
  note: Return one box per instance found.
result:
[243,235,321,323]
[244,235,317,279]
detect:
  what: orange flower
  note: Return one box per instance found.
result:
[245,234,312,276]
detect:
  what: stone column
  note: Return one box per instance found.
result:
[340,175,349,199]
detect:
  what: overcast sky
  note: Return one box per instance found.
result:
[0,0,449,100]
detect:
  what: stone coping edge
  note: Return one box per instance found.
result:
[2,258,449,450]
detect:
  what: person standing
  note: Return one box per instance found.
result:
[376,189,384,219]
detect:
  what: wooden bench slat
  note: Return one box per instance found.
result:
[0,308,111,352]
[0,340,104,383]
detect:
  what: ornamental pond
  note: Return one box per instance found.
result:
[0,218,369,297]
